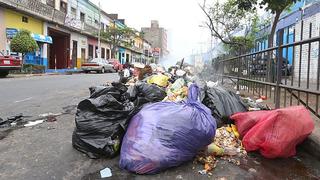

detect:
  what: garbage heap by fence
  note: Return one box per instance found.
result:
[71,63,315,175]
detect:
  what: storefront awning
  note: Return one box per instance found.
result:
[31,33,53,44]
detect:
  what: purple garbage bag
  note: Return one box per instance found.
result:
[119,84,217,174]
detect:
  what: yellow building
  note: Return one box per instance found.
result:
[1,9,53,67]
[4,9,43,34]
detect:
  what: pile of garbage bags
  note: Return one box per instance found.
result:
[72,82,165,159]
[72,64,315,174]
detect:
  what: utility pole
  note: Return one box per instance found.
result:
[97,1,101,59]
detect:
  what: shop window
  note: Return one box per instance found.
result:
[60,1,67,13]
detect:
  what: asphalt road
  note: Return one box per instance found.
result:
[0,74,319,180]
[0,73,118,118]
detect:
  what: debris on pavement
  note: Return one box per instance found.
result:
[119,84,217,174]
[195,125,247,175]
[100,167,112,178]
[241,97,270,111]
[24,120,44,127]
[39,113,62,122]
[231,106,314,158]
[0,114,28,128]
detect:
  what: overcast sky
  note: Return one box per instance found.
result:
[90,0,211,66]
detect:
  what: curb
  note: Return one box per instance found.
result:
[300,127,320,160]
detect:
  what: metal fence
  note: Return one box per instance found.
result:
[213,21,320,119]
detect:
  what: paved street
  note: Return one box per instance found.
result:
[0,74,320,180]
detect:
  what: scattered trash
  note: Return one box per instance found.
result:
[0,114,28,128]
[195,125,246,174]
[39,113,62,118]
[231,106,314,158]
[248,168,257,174]
[120,84,217,174]
[260,95,267,100]
[147,74,170,87]
[164,79,188,102]
[46,115,57,122]
[176,175,183,179]
[255,98,263,103]
[100,167,112,178]
[206,81,218,88]
[24,120,44,127]
[241,97,270,111]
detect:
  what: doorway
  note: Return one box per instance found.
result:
[48,28,70,69]
[72,40,78,68]
[88,45,93,60]
[81,48,86,64]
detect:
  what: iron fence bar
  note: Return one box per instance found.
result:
[306,23,312,107]
[286,89,320,119]
[298,20,304,105]
[275,30,284,108]
[219,35,320,63]
[219,74,320,95]
[317,29,320,114]
[290,28,296,106]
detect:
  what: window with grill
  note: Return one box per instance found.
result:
[80,12,85,22]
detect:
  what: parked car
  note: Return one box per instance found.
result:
[0,52,21,77]
[81,58,114,73]
[108,59,123,72]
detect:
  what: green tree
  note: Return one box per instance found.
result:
[200,0,258,54]
[10,29,38,63]
[101,25,135,58]
[236,0,299,47]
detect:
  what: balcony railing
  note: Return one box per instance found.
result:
[0,0,65,25]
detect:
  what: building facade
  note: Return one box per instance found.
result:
[0,0,156,71]
[253,0,320,83]
[141,20,169,58]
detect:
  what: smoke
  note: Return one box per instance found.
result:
[159,54,177,69]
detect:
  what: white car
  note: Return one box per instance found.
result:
[82,58,114,73]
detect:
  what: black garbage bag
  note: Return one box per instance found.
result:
[192,76,207,102]
[72,82,138,159]
[127,82,166,107]
[202,86,247,127]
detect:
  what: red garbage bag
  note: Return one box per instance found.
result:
[231,106,314,158]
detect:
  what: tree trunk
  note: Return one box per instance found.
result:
[111,45,117,59]
[268,11,281,48]
[268,11,281,83]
